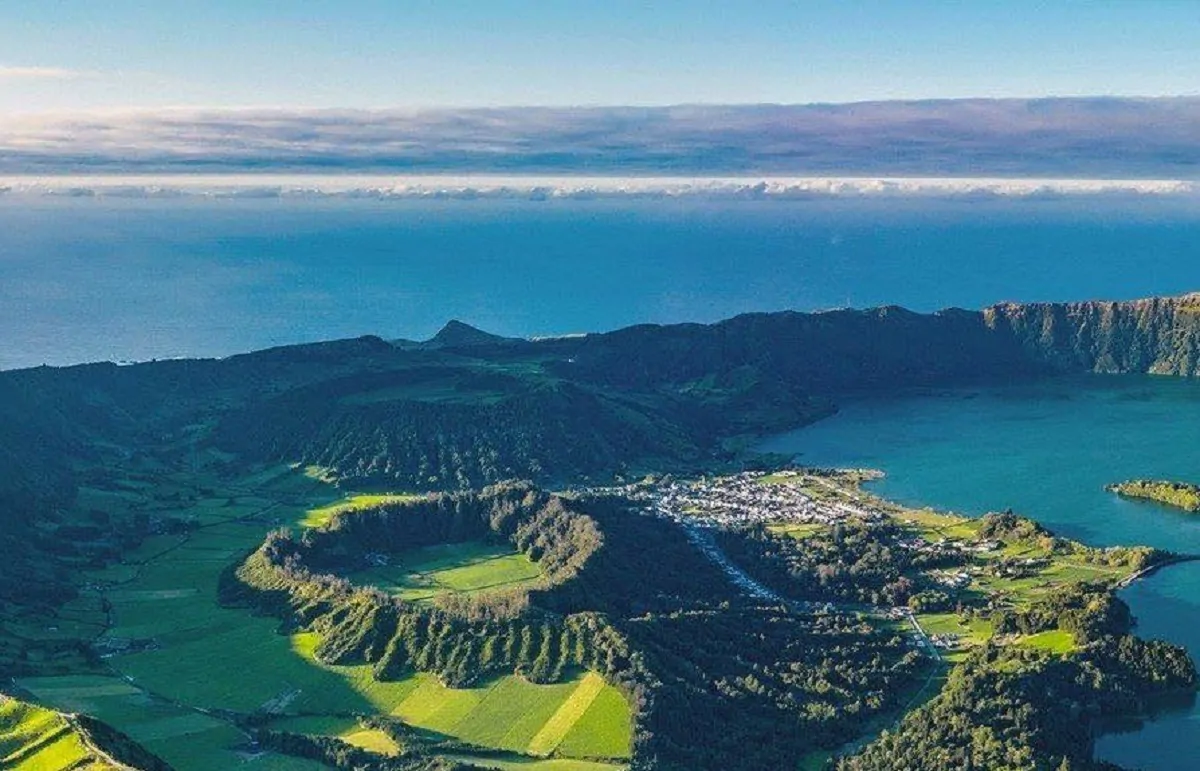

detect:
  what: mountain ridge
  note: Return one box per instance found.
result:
[4,291,1200,506]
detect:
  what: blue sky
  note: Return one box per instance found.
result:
[2,1,1199,112]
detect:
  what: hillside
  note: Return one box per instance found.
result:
[0,696,170,770]
[6,293,1200,504]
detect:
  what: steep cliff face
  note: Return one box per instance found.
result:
[986,294,1200,376]
[568,292,1200,387]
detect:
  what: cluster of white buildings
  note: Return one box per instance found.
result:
[625,470,887,528]
[931,569,973,589]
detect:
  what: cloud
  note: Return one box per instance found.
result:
[0,66,89,80]
[1,98,1200,176]
[0,174,1191,201]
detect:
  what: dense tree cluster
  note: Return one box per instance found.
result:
[1107,479,1200,512]
[716,520,963,606]
[627,602,923,769]
[840,590,1196,771]
[228,487,933,770]
[213,368,707,491]
[991,583,1134,641]
[253,729,473,771]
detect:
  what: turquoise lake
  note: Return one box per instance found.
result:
[758,375,1200,769]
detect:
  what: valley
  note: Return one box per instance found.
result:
[6,461,632,771]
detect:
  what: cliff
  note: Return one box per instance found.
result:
[986,293,1200,375]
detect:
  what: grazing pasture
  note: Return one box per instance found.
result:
[303,494,423,528]
[0,697,110,771]
[13,465,632,769]
[1018,629,1077,654]
[350,541,544,601]
[291,633,631,759]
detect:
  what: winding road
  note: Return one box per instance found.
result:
[682,522,941,660]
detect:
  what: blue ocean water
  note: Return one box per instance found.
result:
[758,376,1200,769]
[3,195,1200,370]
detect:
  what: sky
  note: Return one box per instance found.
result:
[2,1,1199,112]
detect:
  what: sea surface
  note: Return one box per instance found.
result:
[4,193,1200,370]
[758,375,1200,769]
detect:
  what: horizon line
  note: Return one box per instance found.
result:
[6,93,1200,117]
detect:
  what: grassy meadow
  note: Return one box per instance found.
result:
[10,463,631,770]
[349,541,544,602]
[0,697,115,771]
[302,493,424,528]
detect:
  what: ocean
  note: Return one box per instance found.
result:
[3,191,1200,371]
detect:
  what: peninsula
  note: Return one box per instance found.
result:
[1108,479,1200,512]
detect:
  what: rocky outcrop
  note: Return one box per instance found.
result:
[986,293,1200,375]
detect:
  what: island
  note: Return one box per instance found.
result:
[1107,479,1200,512]
[9,297,1200,770]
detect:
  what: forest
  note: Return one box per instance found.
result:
[222,485,935,770]
[839,588,1195,771]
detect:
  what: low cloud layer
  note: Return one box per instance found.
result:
[0,174,1192,201]
[3,98,1200,176]
[0,66,88,80]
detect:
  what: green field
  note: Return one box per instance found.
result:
[302,493,423,528]
[15,465,632,769]
[917,613,992,642]
[552,681,634,759]
[350,541,544,602]
[969,554,1131,609]
[445,757,627,771]
[0,697,113,771]
[1018,629,1077,654]
[16,674,325,771]
[290,633,631,760]
[268,716,401,756]
[896,507,983,542]
[766,522,827,540]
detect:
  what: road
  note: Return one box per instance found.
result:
[682,519,938,662]
[683,523,787,603]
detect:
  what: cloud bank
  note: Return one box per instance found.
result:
[2,98,1200,177]
[0,174,1192,201]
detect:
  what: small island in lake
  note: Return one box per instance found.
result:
[1107,479,1200,512]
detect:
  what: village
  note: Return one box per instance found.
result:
[581,469,1009,654]
[609,469,890,527]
